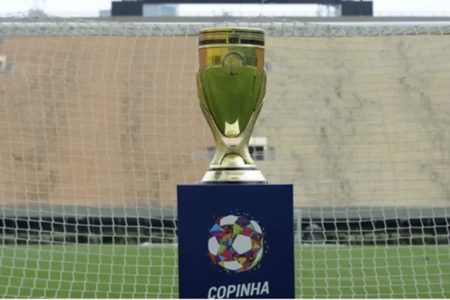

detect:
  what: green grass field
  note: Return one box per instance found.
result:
[1,245,449,298]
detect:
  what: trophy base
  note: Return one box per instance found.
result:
[201,167,267,184]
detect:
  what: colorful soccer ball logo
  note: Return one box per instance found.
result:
[207,214,264,273]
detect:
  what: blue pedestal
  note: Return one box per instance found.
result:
[177,184,295,299]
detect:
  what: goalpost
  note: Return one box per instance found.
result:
[0,18,450,298]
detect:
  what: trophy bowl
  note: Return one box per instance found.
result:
[197,27,267,183]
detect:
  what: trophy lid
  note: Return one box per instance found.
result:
[199,27,264,48]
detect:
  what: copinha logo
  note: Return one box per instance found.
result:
[207,214,264,273]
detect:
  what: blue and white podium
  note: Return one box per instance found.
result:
[177,184,295,298]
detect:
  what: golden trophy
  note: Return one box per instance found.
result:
[197,27,267,183]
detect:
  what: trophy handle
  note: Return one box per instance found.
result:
[197,71,266,167]
[197,73,230,165]
[234,71,266,164]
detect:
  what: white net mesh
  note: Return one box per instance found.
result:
[0,18,450,298]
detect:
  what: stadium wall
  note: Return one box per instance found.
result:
[1,33,450,208]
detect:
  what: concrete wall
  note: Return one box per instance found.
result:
[0,34,449,207]
[261,35,450,207]
[0,36,207,208]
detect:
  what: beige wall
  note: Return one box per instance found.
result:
[0,36,209,208]
[0,34,449,207]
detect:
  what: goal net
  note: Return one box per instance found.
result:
[0,18,450,298]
